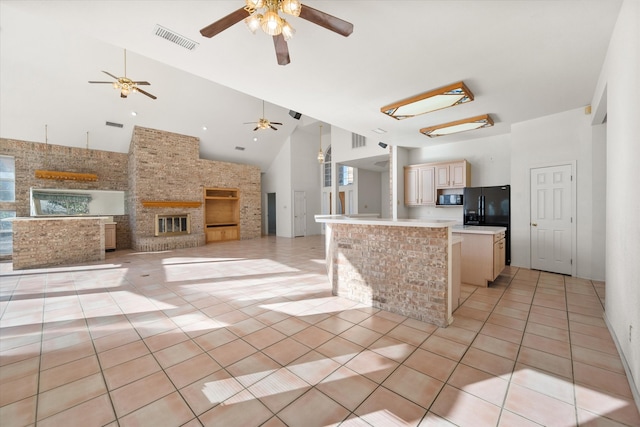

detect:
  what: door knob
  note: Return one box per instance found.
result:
[531,223,538,226]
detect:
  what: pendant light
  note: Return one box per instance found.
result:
[317,124,324,164]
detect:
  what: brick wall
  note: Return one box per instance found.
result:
[0,138,131,251]
[12,218,105,269]
[128,126,261,252]
[327,223,451,327]
[2,126,262,258]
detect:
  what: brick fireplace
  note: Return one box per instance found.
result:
[128,126,261,252]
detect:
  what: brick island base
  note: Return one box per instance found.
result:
[316,216,457,327]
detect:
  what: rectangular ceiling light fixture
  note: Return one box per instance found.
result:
[420,114,494,138]
[380,81,474,120]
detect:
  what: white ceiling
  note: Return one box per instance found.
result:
[0,1,622,172]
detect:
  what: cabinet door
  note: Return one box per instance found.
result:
[450,162,466,187]
[404,167,419,205]
[493,238,506,279]
[419,167,436,205]
[435,165,450,188]
[104,224,116,250]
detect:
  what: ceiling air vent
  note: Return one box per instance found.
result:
[235,146,246,151]
[153,25,198,51]
[105,121,124,128]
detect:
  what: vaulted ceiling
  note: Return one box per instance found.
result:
[0,1,623,171]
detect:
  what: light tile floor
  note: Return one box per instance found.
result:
[1,235,639,426]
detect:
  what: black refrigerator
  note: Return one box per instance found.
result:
[463,185,511,265]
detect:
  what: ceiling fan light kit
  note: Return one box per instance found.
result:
[244,100,283,131]
[200,0,353,65]
[88,49,157,100]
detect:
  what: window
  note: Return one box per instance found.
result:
[0,156,15,202]
[0,210,15,256]
[338,165,354,186]
[323,147,332,188]
[32,191,92,215]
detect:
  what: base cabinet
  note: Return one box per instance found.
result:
[453,231,505,287]
[205,226,239,242]
[104,223,116,251]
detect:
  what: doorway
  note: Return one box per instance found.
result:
[530,164,573,275]
[267,192,276,235]
[329,191,346,214]
[293,191,306,237]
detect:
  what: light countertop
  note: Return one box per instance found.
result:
[452,225,507,235]
[315,215,457,228]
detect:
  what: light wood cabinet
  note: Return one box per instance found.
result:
[436,160,470,189]
[104,223,116,251]
[406,160,470,206]
[404,165,435,206]
[493,232,506,279]
[453,230,505,287]
[204,187,240,243]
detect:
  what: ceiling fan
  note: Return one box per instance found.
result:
[244,100,283,131]
[199,0,353,65]
[88,49,157,99]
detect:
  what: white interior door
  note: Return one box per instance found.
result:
[530,165,573,274]
[293,191,306,237]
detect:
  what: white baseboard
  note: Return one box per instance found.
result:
[603,312,640,412]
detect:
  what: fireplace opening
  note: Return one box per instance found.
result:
[155,214,191,236]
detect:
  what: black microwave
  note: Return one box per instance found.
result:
[438,194,463,205]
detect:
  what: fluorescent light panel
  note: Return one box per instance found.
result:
[380,81,474,120]
[420,114,494,138]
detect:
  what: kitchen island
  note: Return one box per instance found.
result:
[315,215,458,327]
[452,225,507,287]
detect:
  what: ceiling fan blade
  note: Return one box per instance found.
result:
[270,122,283,126]
[102,70,119,80]
[132,81,151,85]
[253,127,260,131]
[88,81,114,84]
[269,125,278,131]
[273,34,290,66]
[200,7,250,38]
[299,5,353,37]
[135,87,157,100]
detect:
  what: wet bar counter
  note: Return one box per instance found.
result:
[8,217,109,269]
[315,215,458,327]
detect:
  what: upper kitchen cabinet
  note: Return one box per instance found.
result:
[405,165,436,206]
[405,160,470,206]
[436,160,470,189]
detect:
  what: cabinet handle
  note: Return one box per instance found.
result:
[531,223,538,227]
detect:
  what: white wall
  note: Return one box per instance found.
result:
[511,107,605,280]
[357,169,382,214]
[261,137,293,238]
[393,146,410,220]
[594,0,640,403]
[291,128,323,235]
[381,170,390,219]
